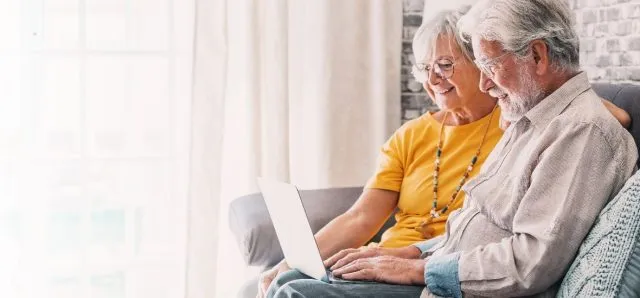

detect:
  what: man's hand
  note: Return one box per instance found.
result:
[257,260,290,298]
[324,246,422,271]
[332,256,427,285]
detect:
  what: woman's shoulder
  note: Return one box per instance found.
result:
[395,112,435,135]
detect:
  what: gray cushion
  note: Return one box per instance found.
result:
[557,171,640,297]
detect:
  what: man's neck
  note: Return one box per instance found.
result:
[541,70,581,98]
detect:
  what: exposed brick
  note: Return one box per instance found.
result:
[403,108,421,120]
[616,20,632,36]
[401,53,415,66]
[601,8,621,21]
[611,68,630,81]
[628,37,640,50]
[403,14,422,27]
[587,67,604,81]
[403,26,418,41]
[595,23,610,37]
[569,0,577,10]
[401,75,410,92]
[400,0,640,121]
[579,23,596,37]
[596,55,612,67]
[633,20,640,34]
[580,52,588,66]
[402,41,412,54]
[401,95,415,109]
[611,53,621,66]
[403,0,424,13]
[596,39,608,52]
[583,10,599,24]
[583,52,597,66]
[620,52,635,66]
[401,66,412,76]
[630,67,640,80]
[407,80,423,92]
[607,39,621,52]
[581,39,597,52]
[628,4,640,19]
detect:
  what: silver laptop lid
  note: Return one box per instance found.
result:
[256,177,327,281]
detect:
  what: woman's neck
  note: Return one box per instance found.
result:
[433,95,497,126]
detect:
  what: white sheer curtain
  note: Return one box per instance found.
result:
[0,0,220,297]
[214,0,402,296]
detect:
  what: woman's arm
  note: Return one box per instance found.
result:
[315,188,399,260]
[602,98,631,128]
[500,98,631,131]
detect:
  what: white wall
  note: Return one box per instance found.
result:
[422,0,477,23]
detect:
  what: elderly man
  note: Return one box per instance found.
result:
[266,0,638,297]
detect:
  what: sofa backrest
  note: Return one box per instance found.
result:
[592,83,640,166]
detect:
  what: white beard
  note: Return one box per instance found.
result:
[490,69,545,122]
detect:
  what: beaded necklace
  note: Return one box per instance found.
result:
[415,104,498,238]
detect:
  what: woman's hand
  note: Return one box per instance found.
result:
[257,260,290,298]
[324,245,421,271]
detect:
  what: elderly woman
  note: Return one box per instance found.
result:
[259,5,630,298]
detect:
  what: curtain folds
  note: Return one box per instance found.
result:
[213,0,402,296]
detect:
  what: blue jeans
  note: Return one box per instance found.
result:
[266,270,424,298]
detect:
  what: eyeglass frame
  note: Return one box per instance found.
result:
[412,57,458,82]
[473,44,531,79]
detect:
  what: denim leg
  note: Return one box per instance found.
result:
[270,273,424,298]
[266,270,312,298]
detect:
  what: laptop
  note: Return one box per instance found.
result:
[257,178,370,284]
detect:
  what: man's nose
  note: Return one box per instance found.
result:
[479,71,495,93]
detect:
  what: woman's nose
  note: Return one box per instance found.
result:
[427,67,441,86]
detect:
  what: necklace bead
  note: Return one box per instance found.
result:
[427,105,498,223]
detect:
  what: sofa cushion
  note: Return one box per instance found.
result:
[557,171,640,297]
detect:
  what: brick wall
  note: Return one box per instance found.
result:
[572,0,640,83]
[401,0,640,123]
[401,0,433,123]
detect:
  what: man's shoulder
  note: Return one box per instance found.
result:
[551,90,635,153]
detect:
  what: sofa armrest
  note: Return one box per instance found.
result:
[228,186,364,268]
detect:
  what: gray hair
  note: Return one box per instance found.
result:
[457,0,579,73]
[411,6,473,83]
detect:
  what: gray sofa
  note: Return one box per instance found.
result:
[229,83,640,297]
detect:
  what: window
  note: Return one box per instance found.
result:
[0,0,194,297]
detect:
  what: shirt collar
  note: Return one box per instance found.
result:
[521,72,591,129]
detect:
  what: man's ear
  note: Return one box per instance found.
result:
[530,40,549,76]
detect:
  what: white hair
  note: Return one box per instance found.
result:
[457,0,579,73]
[411,6,472,83]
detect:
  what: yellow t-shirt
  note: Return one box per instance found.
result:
[366,108,503,248]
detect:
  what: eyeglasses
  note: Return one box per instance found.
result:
[473,51,512,79]
[412,58,455,82]
[474,45,530,79]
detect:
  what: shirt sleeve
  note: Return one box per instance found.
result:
[413,235,444,255]
[364,126,406,192]
[428,123,634,297]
